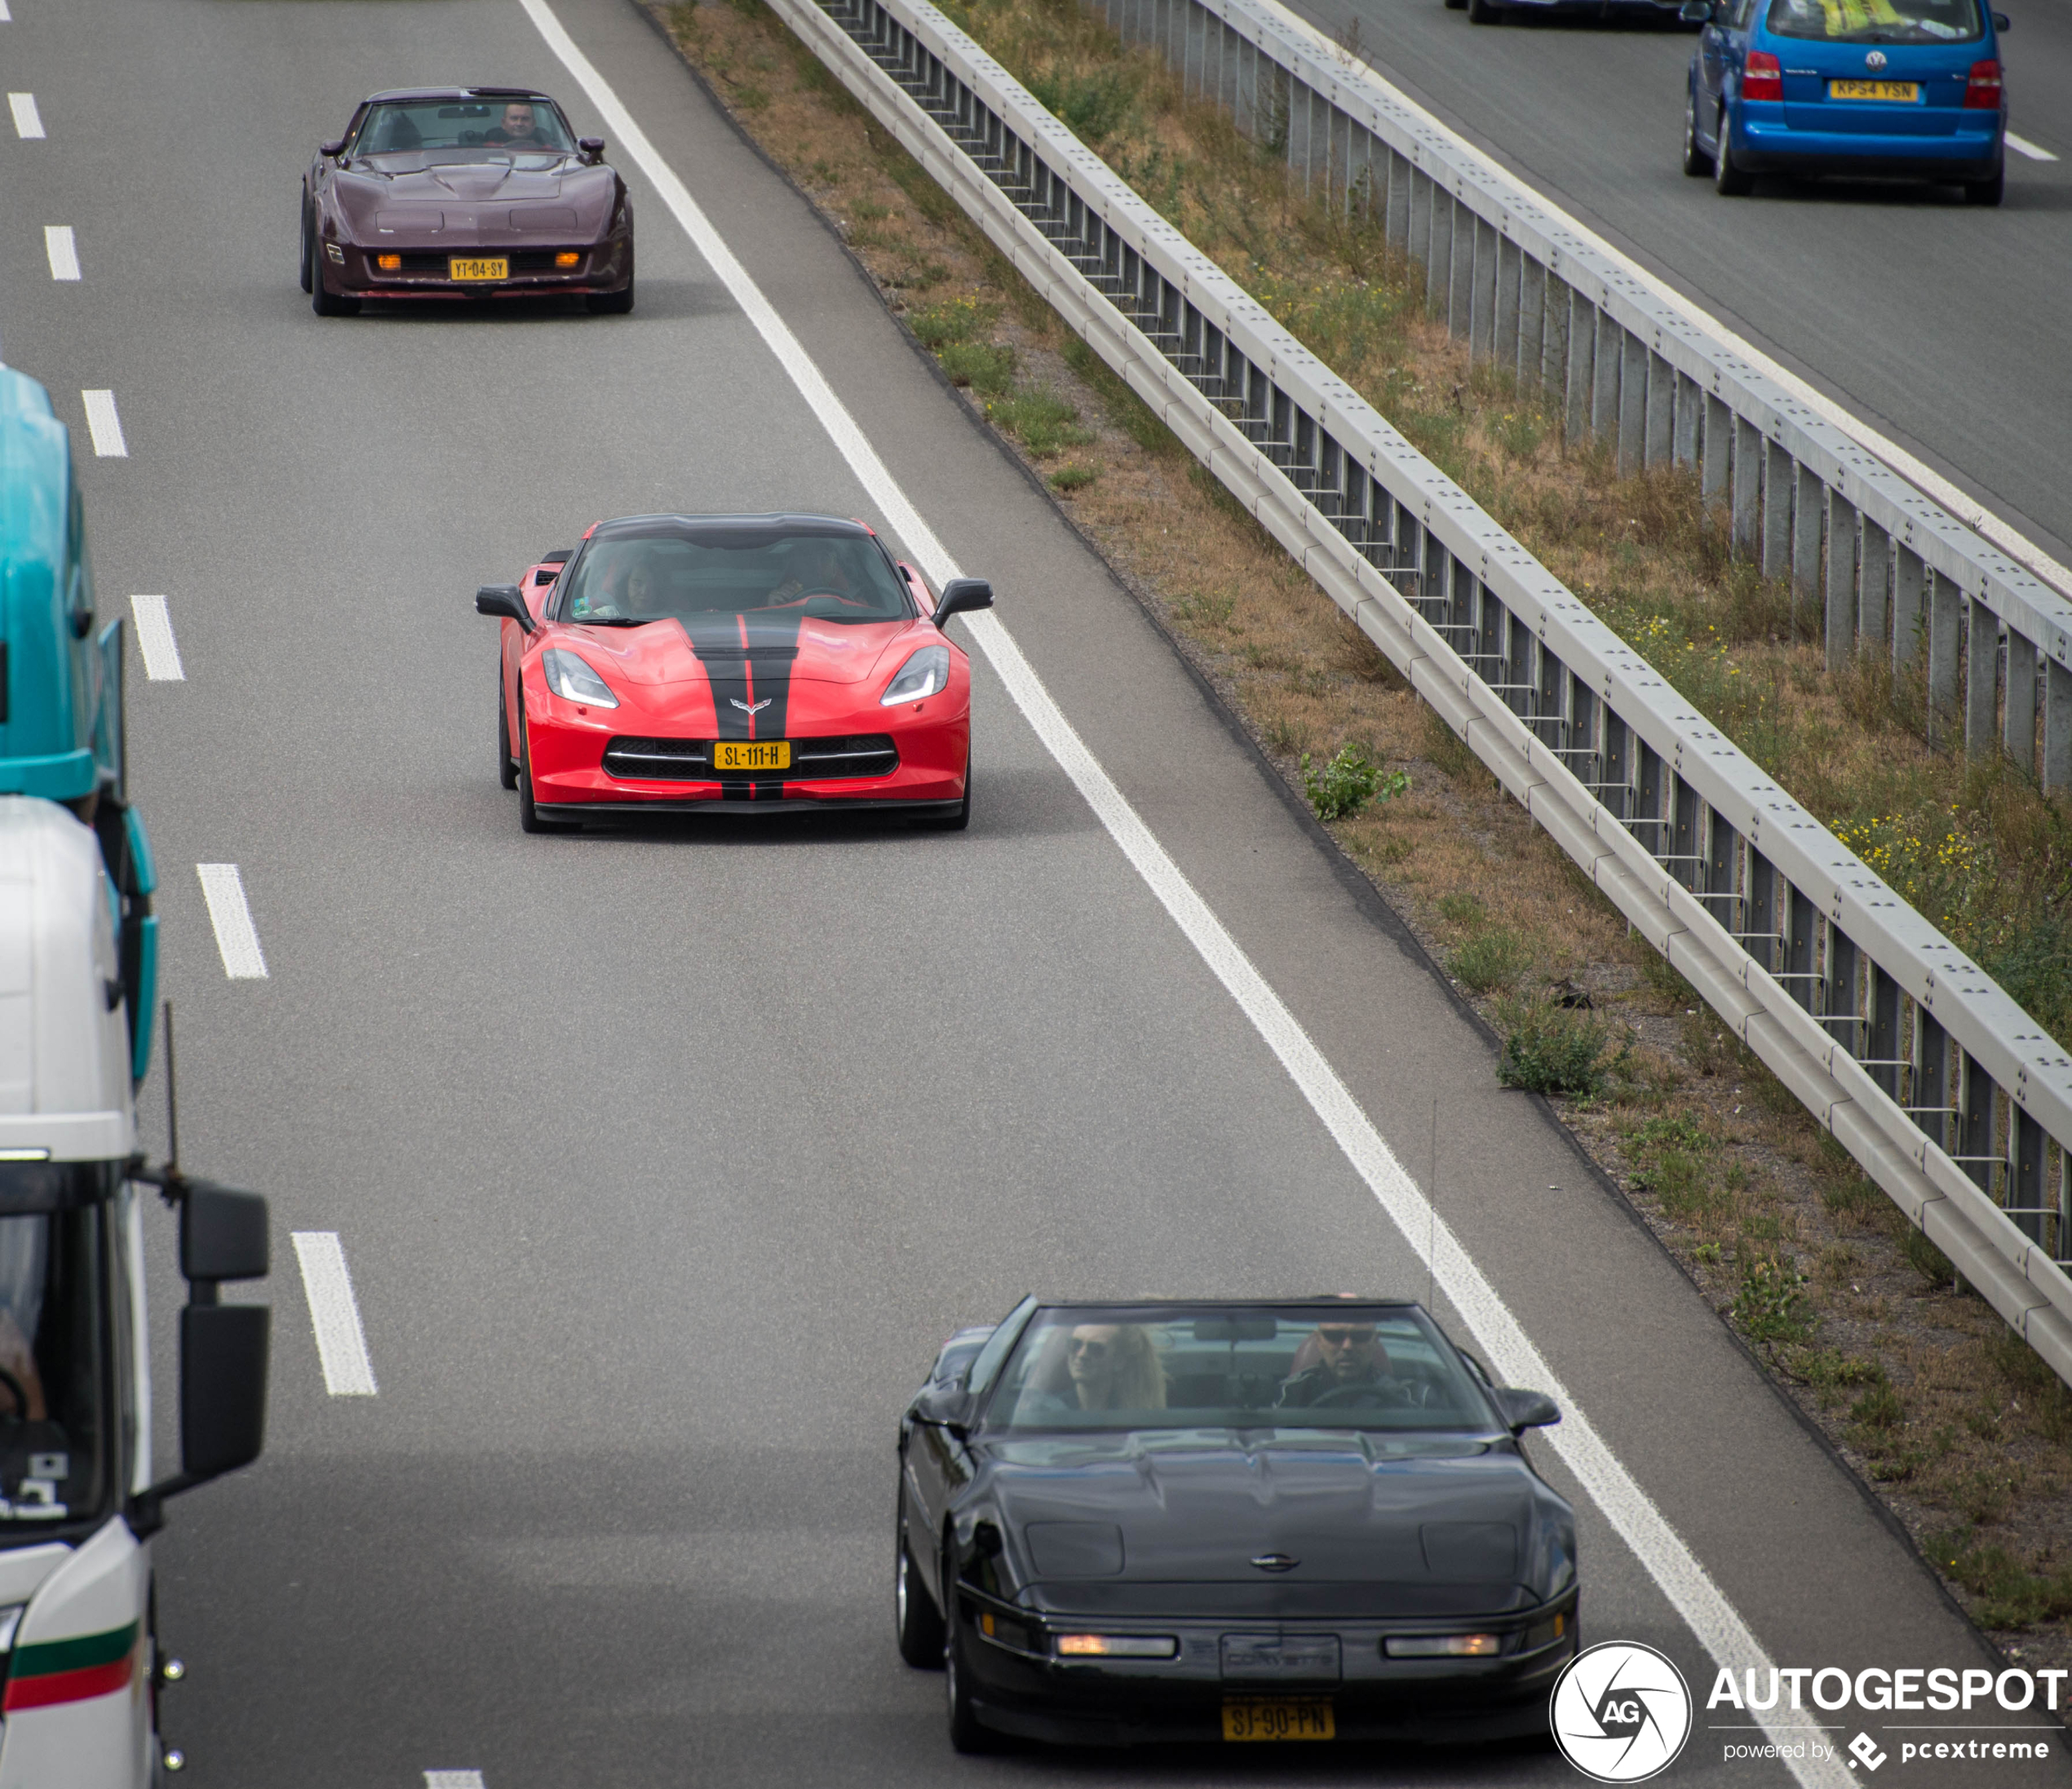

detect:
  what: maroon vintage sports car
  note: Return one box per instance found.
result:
[300,87,634,316]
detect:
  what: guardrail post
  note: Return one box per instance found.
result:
[1792,460,1822,610]
[1564,290,1592,442]
[1645,354,1673,467]
[1602,711,1631,821]
[1618,333,1646,476]
[1496,235,1521,374]
[1517,255,1545,396]
[1701,393,1730,502]
[1671,777,1702,891]
[1892,546,1924,671]
[1858,516,1890,653]
[1959,1054,1998,1198]
[2003,627,2038,773]
[1868,965,1902,1100]
[1450,201,1476,338]
[1706,814,1740,920]
[2046,657,2072,793]
[1671,371,1700,469]
[1824,491,1857,673]
[1761,440,1792,582]
[2013,1108,2047,1245]
[1965,601,1999,760]
[1425,186,1450,318]
[1784,883,1818,1014]
[1471,217,1498,361]
[1746,848,1778,973]
[1731,416,1760,556]
[1592,315,1621,445]
[1917,1012,1950,1149]
[1928,570,1962,742]
[1825,925,1859,1048]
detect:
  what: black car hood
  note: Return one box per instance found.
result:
[976,1430,1561,1616]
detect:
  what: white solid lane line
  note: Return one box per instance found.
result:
[290,1233,379,1397]
[517,5,1840,1784]
[2006,132,2058,163]
[194,863,268,978]
[81,389,126,457]
[130,595,184,681]
[7,93,41,139]
[424,1775,485,1789]
[43,225,77,281]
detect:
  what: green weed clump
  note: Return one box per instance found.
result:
[1494,999,1627,1098]
[1048,463,1099,493]
[1301,742,1405,821]
[1733,1255,1813,1347]
[939,341,1016,395]
[1932,1531,2072,1629]
[1450,928,1530,995]
[989,385,1096,456]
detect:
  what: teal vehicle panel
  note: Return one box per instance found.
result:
[0,369,104,800]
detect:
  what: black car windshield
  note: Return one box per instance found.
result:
[985,1306,1500,1433]
[1764,0,1980,42]
[559,529,914,626]
[350,98,578,157]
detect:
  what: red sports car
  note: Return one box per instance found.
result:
[475,515,992,831]
[302,86,633,315]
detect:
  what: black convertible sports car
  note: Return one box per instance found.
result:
[301,87,633,316]
[896,1300,1578,1750]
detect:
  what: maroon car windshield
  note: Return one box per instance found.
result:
[350,98,578,157]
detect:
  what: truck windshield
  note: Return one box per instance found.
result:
[0,1202,112,1529]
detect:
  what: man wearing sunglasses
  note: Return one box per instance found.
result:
[1277,1321,1393,1408]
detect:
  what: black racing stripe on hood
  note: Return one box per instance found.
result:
[684,613,806,799]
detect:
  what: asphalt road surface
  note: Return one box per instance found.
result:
[3,0,2063,1783]
[1275,0,2072,571]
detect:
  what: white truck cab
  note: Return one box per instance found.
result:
[0,796,268,1786]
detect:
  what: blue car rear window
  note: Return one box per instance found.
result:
[1765,0,1981,43]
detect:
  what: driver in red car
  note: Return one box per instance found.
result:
[484,100,544,146]
[1277,1321,1391,1406]
[768,541,857,607]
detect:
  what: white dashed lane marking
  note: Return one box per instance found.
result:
[423,1776,485,1789]
[44,225,77,280]
[194,863,267,978]
[81,389,126,457]
[2006,132,2058,162]
[291,1233,379,1397]
[130,596,184,680]
[8,93,41,138]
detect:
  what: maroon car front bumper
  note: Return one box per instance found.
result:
[323,234,630,300]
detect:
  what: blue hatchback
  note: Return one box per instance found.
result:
[1681,0,2008,204]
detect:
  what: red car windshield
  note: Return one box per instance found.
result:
[351,99,578,157]
[559,530,914,626]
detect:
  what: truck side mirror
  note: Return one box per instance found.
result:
[181,1180,269,1282]
[180,1304,269,1481]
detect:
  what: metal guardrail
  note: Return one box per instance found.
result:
[1100,0,2072,790]
[760,0,2072,1384]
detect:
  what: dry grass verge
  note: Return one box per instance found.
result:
[648,0,2072,1684]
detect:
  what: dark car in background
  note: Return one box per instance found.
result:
[1682,0,2008,202]
[895,1299,1578,1751]
[301,86,635,314]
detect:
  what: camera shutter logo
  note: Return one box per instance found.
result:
[1550,1641,1693,1782]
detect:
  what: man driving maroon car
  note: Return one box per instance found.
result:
[484,101,542,146]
